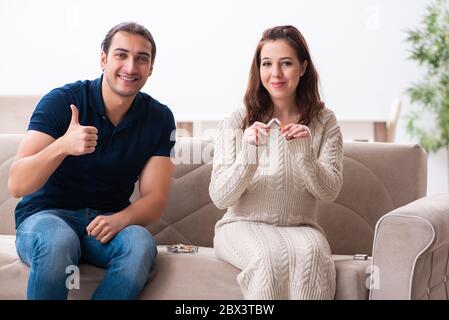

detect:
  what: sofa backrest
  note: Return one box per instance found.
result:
[0,134,23,235]
[0,135,427,255]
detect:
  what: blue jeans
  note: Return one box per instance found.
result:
[15,208,157,300]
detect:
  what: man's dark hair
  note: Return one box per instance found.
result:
[101,22,156,64]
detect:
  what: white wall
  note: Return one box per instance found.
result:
[0,0,446,194]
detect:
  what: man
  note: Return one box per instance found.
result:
[7,22,175,300]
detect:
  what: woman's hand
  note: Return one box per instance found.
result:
[281,123,310,141]
[243,122,270,146]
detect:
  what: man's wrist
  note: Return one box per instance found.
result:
[53,137,69,157]
[115,210,132,227]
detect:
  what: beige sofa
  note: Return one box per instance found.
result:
[1,134,449,300]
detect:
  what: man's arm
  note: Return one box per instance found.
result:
[8,131,63,198]
[86,156,174,243]
[8,105,98,198]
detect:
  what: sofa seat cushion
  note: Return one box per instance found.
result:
[141,246,244,299]
[0,235,370,300]
[0,235,28,299]
[0,235,243,299]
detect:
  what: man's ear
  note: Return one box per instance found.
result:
[301,60,308,76]
[100,51,107,71]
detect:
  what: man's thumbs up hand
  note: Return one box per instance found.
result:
[60,104,98,156]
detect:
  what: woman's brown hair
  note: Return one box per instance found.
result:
[242,25,324,129]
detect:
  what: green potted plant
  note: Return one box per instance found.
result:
[405,0,449,153]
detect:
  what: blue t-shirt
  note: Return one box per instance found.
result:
[14,76,176,228]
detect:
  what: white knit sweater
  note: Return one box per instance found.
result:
[209,107,343,299]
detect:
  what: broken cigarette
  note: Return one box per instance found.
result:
[266,117,283,129]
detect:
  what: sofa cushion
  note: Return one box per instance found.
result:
[0,235,27,299]
[0,235,370,300]
[0,235,242,300]
[140,247,244,300]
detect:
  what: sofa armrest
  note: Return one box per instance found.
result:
[370,193,449,300]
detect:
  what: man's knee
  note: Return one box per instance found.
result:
[113,225,157,263]
[16,212,81,262]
